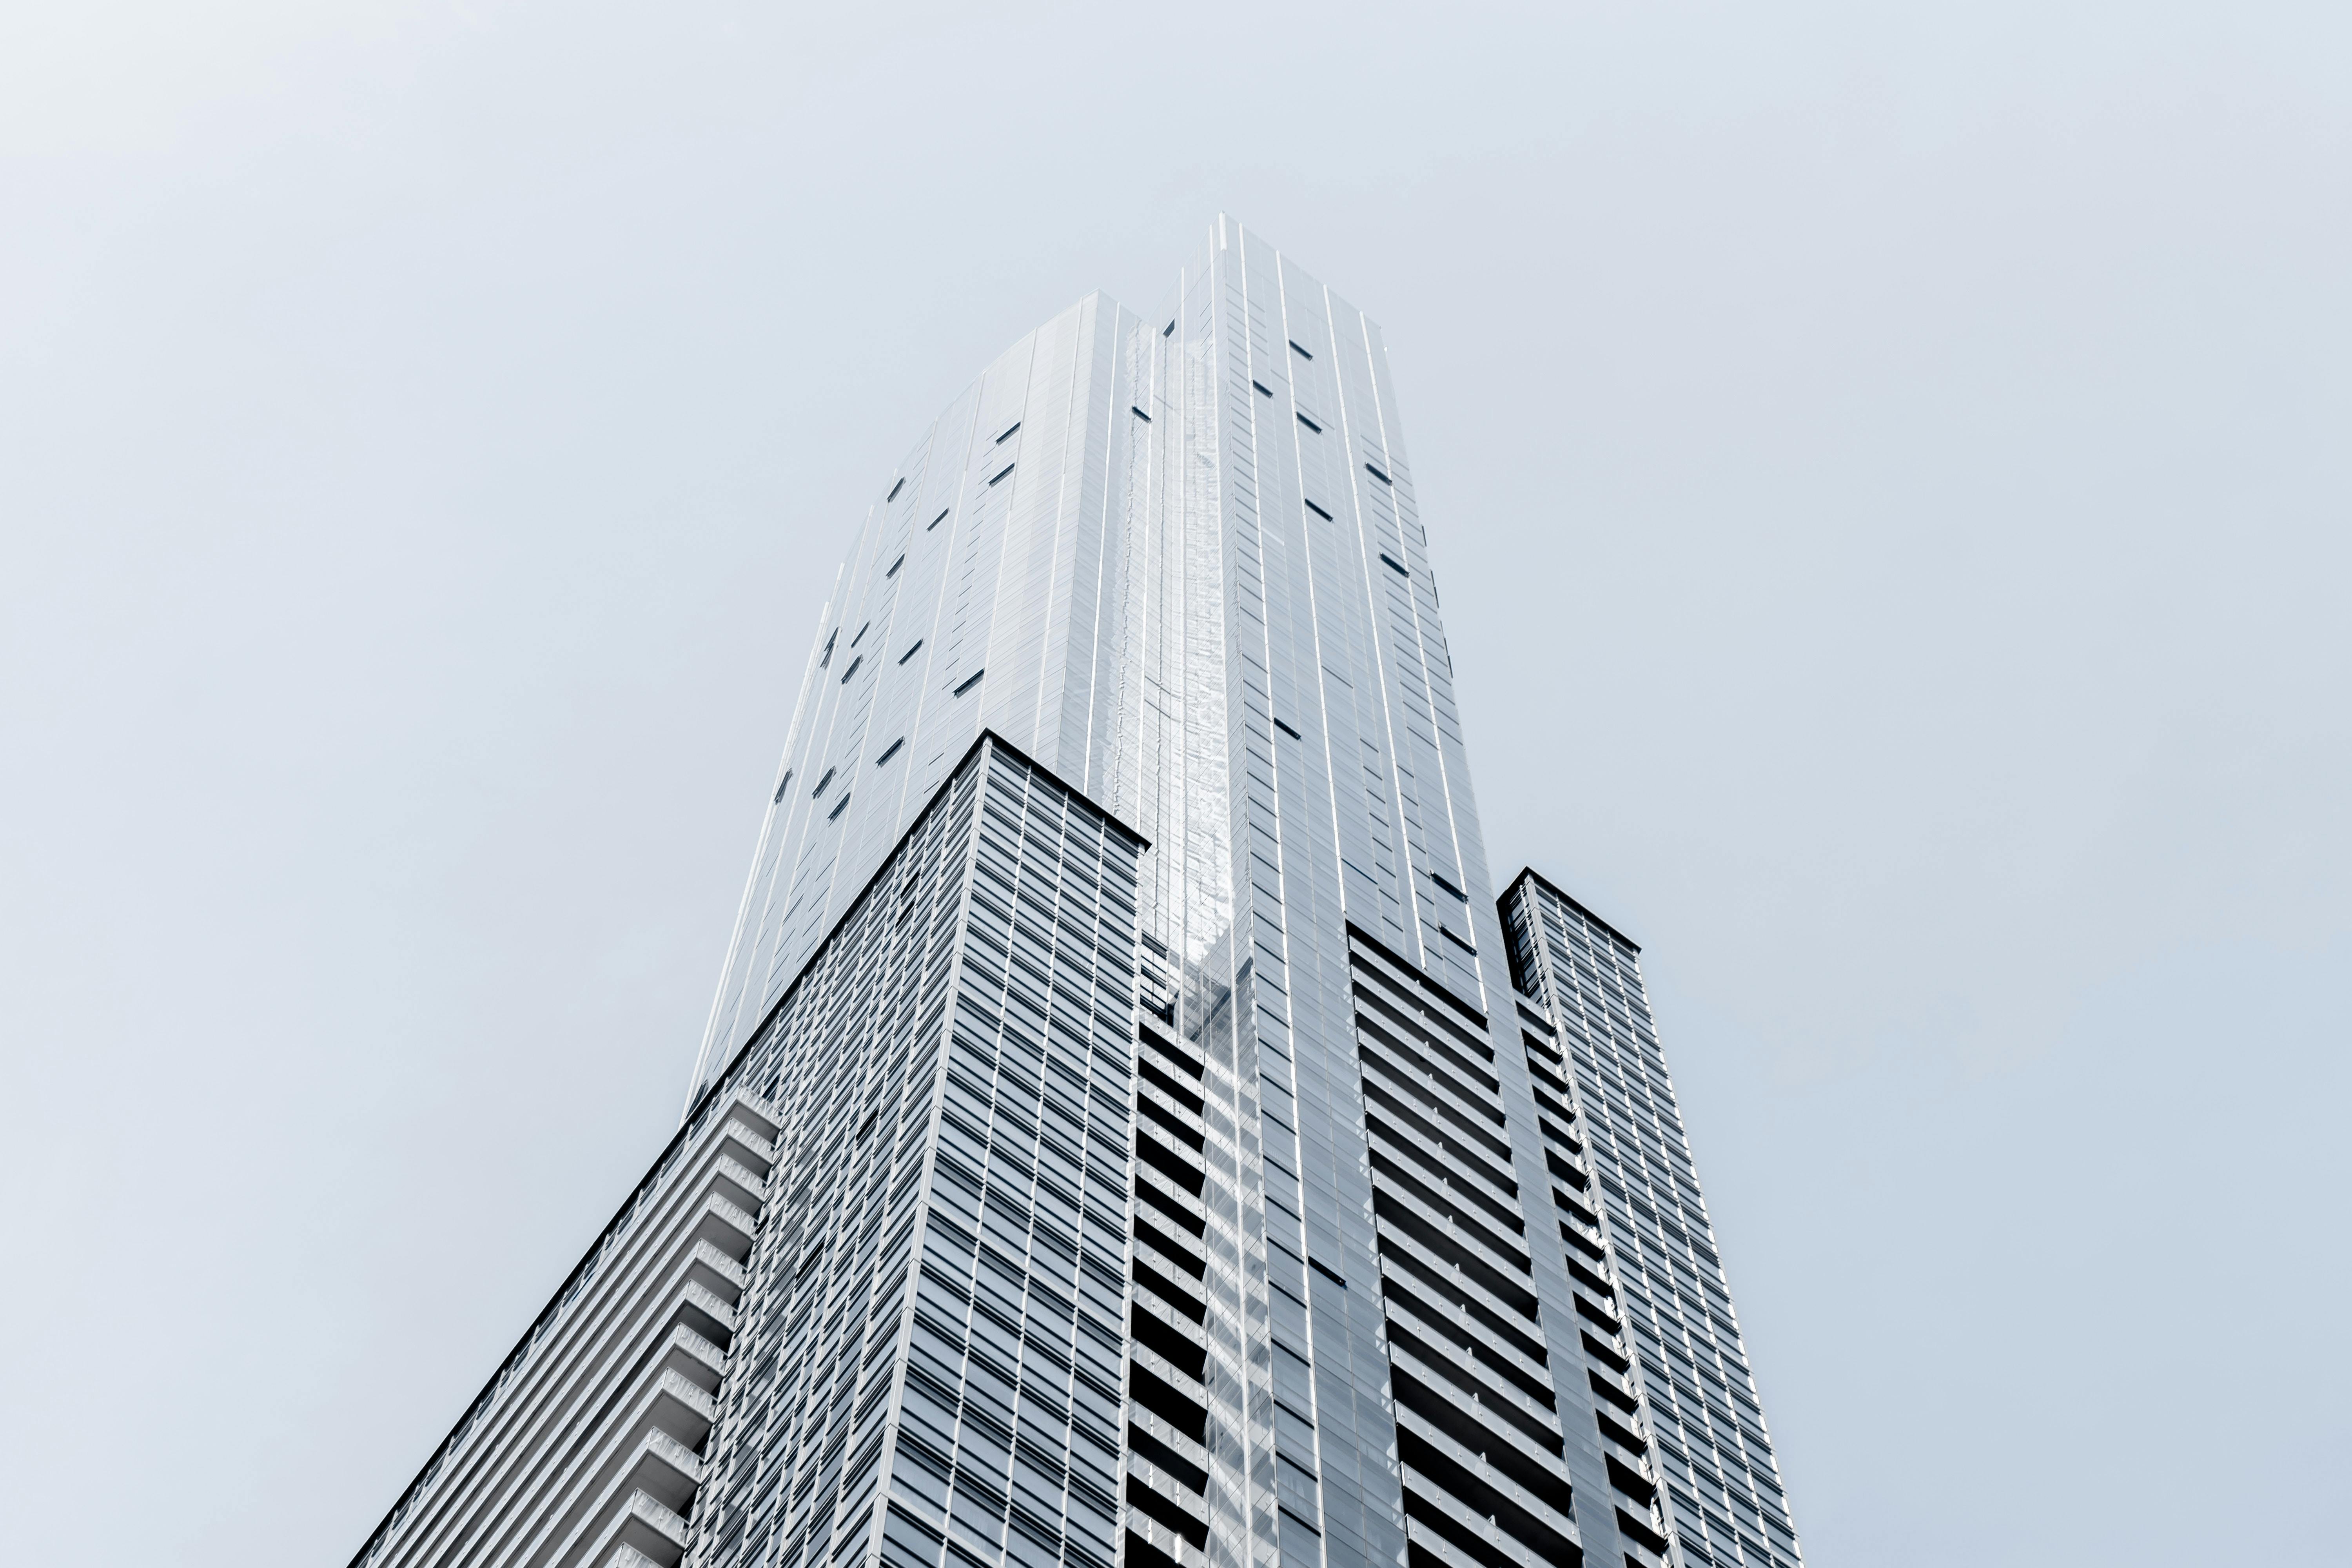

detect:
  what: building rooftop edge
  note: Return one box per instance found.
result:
[1501,866,1642,955]
[694,724,1145,1103]
[351,728,1144,1568]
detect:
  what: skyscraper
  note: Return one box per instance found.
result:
[350,219,1806,1568]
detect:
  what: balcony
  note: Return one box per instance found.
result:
[579,1490,692,1568]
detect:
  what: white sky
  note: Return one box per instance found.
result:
[2,3,2345,1563]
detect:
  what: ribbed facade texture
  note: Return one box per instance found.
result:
[353,220,1807,1568]
[1496,877,1802,1568]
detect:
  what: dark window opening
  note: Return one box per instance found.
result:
[811,768,835,797]
[1296,412,1322,432]
[1288,339,1313,359]
[886,554,904,577]
[851,621,869,646]
[1382,1285,1552,1406]
[1361,1080,1516,1185]
[988,463,1014,486]
[886,477,905,501]
[1368,1149,1529,1260]
[1371,1193,1537,1316]
[1134,1129,1205,1195]
[839,655,863,685]
[1272,717,1302,740]
[953,668,985,697]
[1138,1056,1205,1115]
[995,421,1020,444]
[771,770,793,804]
[1134,1214,1207,1277]
[1252,380,1274,397]
[1590,1410,1646,1457]
[1129,1364,1207,1442]
[1127,1425,1207,1495]
[1394,1427,1575,1553]
[828,792,853,822]
[1140,1023,1205,1078]
[1380,1242,1550,1363]
[1430,873,1467,901]
[1617,1506,1669,1554]
[1366,1135,1521,1229]
[875,737,905,766]
[1136,1092,1203,1152]
[1131,1306,1206,1376]
[929,508,950,530]
[1397,1488,1534,1568]
[1125,1478,1208,1548]
[1366,463,1393,485]
[1391,1359,1563,1458]
[1381,553,1410,576]
[1134,1175,1207,1237]
[898,639,924,664]
[1163,319,1175,337]
[1303,499,1332,521]
[1131,405,1152,422]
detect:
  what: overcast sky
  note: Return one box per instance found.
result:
[3,3,2346,1564]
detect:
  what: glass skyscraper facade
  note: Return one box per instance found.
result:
[352,219,1806,1568]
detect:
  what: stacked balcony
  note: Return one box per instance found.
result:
[1510,1005,1672,1563]
[1122,1018,1214,1568]
[351,1089,778,1568]
[1344,927,1584,1568]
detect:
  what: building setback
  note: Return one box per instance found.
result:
[352,219,1806,1568]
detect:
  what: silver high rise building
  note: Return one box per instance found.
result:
[352,219,1806,1568]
